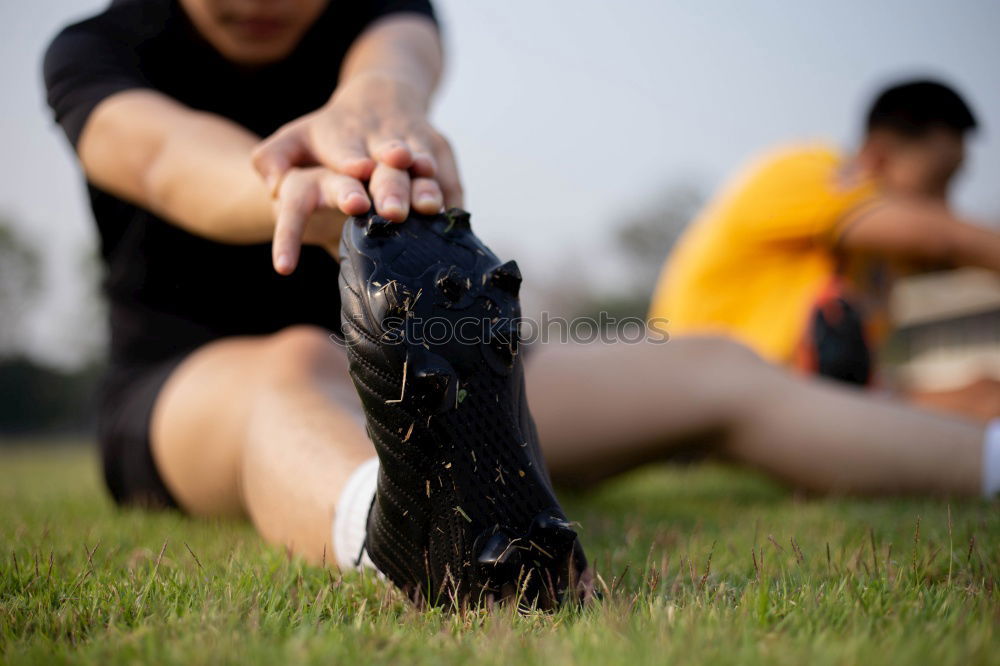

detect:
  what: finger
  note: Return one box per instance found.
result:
[314,126,375,181]
[433,135,464,208]
[369,163,410,222]
[409,153,437,179]
[317,171,371,217]
[406,134,438,178]
[367,132,415,171]
[253,127,315,196]
[272,173,319,275]
[411,177,443,215]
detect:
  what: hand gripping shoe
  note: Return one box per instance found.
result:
[338,208,589,608]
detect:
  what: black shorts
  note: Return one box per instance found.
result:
[96,354,191,509]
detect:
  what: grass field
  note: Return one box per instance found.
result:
[1,442,997,665]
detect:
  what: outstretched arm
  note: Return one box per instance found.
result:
[838,199,1000,272]
[77,90,350,254]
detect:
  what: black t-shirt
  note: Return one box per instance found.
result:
[44,0,435,367]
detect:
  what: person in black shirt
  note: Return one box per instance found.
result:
[45,0,1000,582]
[45,0,460,566]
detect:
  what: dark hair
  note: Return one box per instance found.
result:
[866,80,978,138]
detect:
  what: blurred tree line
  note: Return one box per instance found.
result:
[0,218,104,437]
[569,183,704,320]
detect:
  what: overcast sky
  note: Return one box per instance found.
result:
[2,0,999,365]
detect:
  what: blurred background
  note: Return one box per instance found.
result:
[0,0,998,435]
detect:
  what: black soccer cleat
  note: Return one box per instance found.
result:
[338,208,588,608]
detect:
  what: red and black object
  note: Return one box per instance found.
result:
[795,279,872,387]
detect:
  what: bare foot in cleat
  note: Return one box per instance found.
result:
[338,208,591,608]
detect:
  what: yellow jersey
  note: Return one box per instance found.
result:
[649,143,883,365]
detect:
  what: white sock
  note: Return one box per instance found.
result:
[332,457,380,571]
[983,419,1000,499]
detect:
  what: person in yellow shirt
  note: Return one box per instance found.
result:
[650,80,1000,386]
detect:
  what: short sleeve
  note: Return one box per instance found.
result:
[43,22,151,150]
[730,145,878,245]
[368,0,437,23]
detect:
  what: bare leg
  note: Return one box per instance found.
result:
[150,325,374,565]
[527,337,983,495]
[906,377,1000,423]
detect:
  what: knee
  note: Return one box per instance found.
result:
[263,325,348,383]
[669,335,765,375]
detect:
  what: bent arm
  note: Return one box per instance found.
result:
[838,199,1000,272]
[77,89,291,244]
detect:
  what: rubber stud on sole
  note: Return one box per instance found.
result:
[405,351,458,414]
[366,215,395,237]
[528,511,578,560]
[445,208,471,231]
[487,320,520,368]
[435,267,468,302]
[488,260,522,296]
[476,532,517,566]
